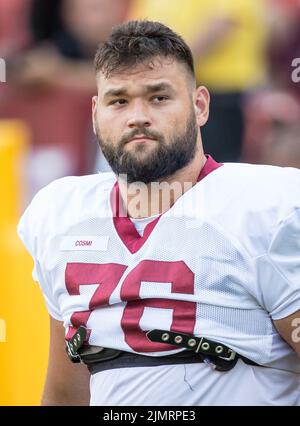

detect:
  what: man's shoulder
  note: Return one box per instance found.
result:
[216,162,300,204]
[30,172,116,210]
[221,161,300,182]
[36,172,115,198]
[200,161,300,229]
[18,172,116,239]
[198,161,300,256]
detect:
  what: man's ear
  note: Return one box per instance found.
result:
[193,86,210,127]
[92,96,98,135]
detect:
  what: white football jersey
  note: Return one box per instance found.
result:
[18,156,300,405]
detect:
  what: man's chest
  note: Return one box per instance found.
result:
[40,210,274,357]
[45,215,259,318]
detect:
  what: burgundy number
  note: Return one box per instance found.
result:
[65,260,196,352]
[120,260,196,352]
[65,262,127,340]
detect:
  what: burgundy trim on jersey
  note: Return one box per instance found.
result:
[111,155,222,254]
[197,155,222,182]
[111,183,161,254]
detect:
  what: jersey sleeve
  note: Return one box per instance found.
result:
[256,208,300,320]
[17,189,63,321]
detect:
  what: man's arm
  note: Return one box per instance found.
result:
[190,15,237,60]
[258,206,300,359]
[273,310,300,358]
[41,316,91,406]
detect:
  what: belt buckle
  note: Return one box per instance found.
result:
[219,349,236,361]
[65,325,87,363]
[66,340,82,363]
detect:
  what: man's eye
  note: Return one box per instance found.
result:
[110,99,127,106]
[152,96,169,103]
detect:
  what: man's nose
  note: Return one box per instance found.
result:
[126,100,151,128]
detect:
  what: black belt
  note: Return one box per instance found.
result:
[87,350,212,375]
[66,327,261,373]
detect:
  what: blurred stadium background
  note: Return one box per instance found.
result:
[0,0,299,405]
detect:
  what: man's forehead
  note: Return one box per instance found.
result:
[97,57,187,89]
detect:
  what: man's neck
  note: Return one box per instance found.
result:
[118,147,207,219]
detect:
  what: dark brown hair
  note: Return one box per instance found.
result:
[94,20,195,78]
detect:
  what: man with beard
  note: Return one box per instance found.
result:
[18,20,300,406]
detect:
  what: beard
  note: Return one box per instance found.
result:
[95,108,198,184]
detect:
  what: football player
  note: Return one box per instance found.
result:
[18,20,300,406]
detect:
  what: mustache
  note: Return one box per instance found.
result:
[119,128,163,146]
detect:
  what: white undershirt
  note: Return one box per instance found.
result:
[130,214,160,237]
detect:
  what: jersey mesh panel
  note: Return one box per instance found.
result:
[51,215,273,364]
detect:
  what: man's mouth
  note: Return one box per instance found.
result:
[127,135,156,143]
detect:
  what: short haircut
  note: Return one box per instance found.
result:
[94,20,195,79]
